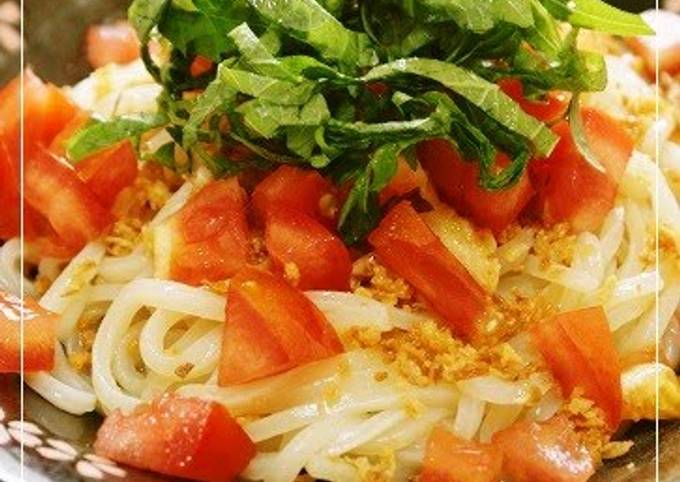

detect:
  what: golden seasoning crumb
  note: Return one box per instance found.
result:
[345,321,534,387]
[63,260,98,296]
[319,193,339,221]
[601,440,634,460]
[323,382,341,406]
[561,391,615,465]
[478,290,555,345]
[174,362,195,379]
[284,262,301,286]
[104,217,144,257]
[496,223,523,245]
[68,310,104,374]
[351,254,418,308]
[403,398,425,418]
[532,223,576,268]
[112,163,183,222]
[248,232,269,266]
[204,279,230,295]
[33,274,53,298]
[68,351,92,374]
[344,451,396,482]
[639,226,657,269]
[373,371,389,382]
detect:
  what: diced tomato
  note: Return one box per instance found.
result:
[626,10,680,76]
[0,291,56,373]
[498,78,570,124]
[252,165,337,228]
[86,20,140,69]
[219,267,343,385]
[25,148,112,250]
[422,426,502,482]
[492,415,594,482]
[533,306,622,429]
[379,157,438,205]
[264,206,352,291]
[0,138,19,239]
[368,202,487,339]
[75,141,139,208]
[0,69,78,159]
[190,55,215,78]
[94,393,255,482]
[418,139,534,235]
[536,108,633,232]
[159,179,250,285]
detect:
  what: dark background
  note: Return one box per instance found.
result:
[11,0,657,86]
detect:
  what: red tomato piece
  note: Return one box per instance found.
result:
[0,138,19,239]
[252,165,337,228]
[422,426,502,482]
[533,306,622,430]
[86,20,140,69]
[75,141,139,208]
[48,111,90,158]
[417,139,534,235]
[94,393,255,482]
[264,206,352,291]
[0,291,56,373]
[25,148,112,250]
[162,179,250,285]
[190,55,215,77]
[368,202,487,339]
[537,108,633,232]
[492,415,594,482]
[498,78,570,124]
[219,267,343,385]
[379,157,438,205]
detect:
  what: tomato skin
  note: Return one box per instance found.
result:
[537,108,633,232]
[492,415,594,482]
[498,78,570,124]
[0,291,56,373]
[75,141,139,208]
[422,426,502,482]
[533,306,622,430]
[368,202,487,339]
[165,179,250,285]
[94,393,255,482]
[417,139,534,235]
[264,206,352,291]
[190,55,215,77]
[86,21,140,69]
[379,157,438,205]
[253,165,337,228]
[219,267,343,385]
[0,138,19,239]
[25,148,112,250]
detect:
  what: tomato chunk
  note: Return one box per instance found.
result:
[94,393,255,482]
[157,179,250,286]
[418,140,534,234]
[264,206,352,291]
[379,157,438,205]
[492,415,594,482]
[48,111,90,158]
[190,55,215,78]
[25,148,112,251]
[75,141,139,208]
[0,138,19,239]
[422,426,502,482]
[86,20,140,69]
[368,202,487,339]
[498,78,570,124]
[0,291,56,373]
[219,267,343,385]
[536,108,633,232]
[253,165,337,228]
[533,306,622,429]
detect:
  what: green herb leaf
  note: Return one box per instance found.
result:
[128,0,170,42]
[66,114,167,162]
[364,58,558,156]
[569,93,605,173]
[542,0,654,36]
